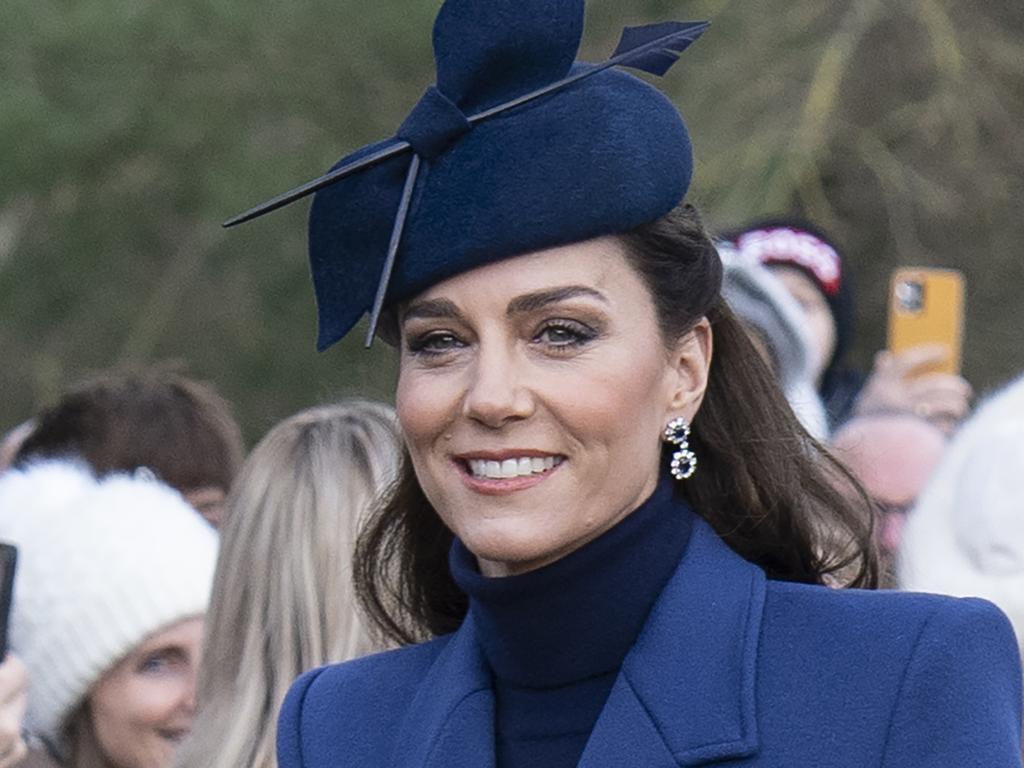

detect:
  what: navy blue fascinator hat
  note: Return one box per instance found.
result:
[225,0,709,350]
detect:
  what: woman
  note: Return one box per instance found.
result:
[0,460,217,768]
[175,401,400,768]
[228,1,1022,765]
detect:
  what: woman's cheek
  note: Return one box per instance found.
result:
[397,373,452,443]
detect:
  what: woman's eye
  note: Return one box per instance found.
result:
[534,321,597,349]
[139,654,172,674]
[406,331,465,355]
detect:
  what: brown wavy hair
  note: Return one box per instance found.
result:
[15,367,243,497]
[355,203,879,645]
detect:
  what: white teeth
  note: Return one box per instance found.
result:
[466,456,563,479]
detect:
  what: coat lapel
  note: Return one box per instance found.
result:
[389,614,496,768]
[393,518,767,768]
[579,518,767,767]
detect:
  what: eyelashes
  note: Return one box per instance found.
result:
[404,318,603,359]
[137,648,187,675]
[533,319,600,349]
[405,330,466,356]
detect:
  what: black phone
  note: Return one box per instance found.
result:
[0,543,17,661]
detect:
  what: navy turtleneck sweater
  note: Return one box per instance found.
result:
[448,477,693,768]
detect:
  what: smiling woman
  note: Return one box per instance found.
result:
[70,619,203,768]
[396,237,708,577]
[225,0,1022,765]
[361,206,876,640]
[0,462,217,768]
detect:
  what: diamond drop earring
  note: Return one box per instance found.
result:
[663,417,697,480]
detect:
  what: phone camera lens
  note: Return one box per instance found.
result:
[895,280,924,313]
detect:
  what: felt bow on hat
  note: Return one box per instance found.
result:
[224,0,709,349]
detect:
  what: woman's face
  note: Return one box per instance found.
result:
[88,617,203,768]
[396,237,710,577]
[771,266,837,385]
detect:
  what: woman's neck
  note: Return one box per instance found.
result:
[449,475,693,687]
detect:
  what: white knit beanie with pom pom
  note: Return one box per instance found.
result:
[0,460,218,752]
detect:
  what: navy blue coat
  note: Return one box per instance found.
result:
[278,518,1023,767]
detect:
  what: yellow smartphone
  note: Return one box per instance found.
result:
[887,268,965,376]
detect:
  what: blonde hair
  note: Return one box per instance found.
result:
[176,401,400,768]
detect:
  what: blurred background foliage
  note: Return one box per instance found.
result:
[2,0,1022,442]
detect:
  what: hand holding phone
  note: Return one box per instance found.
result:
[857,268,972,431]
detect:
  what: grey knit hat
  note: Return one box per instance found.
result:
[718,243,828,438]
[0,460,218,753]
[718,242,810,389]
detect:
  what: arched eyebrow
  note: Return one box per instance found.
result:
[402,285,607,324]
[506,286,608,315]
[401,298,463,323]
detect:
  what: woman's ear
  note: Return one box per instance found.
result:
[666,317,713,422]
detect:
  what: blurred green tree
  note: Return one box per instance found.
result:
[1,0,1021,442]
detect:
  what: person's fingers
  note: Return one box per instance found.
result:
[910,387,972,424]
[871,350,894,372]
[926,412,962,436]
[907,373,974,402]
[913,398,970,423]
[0,658,27,707]
[887,344,950,377]
[0,655,29,768]
[0,693,26,768]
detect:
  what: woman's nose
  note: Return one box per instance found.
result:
[181,669,199,715]
[462,345,534,428]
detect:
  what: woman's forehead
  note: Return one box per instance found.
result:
[407,236,636,305]
[771,266,825,301]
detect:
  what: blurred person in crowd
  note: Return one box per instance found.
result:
[233,1,1021,765]
[175,401,399,768]
[831,412,948,586]
[901,375,1024,662]
[723,219,972,432]
[0,460,217,768]
[0,654,28,767]
[13,369,244,527]
[0,422,34,475]
[719,243,829,439]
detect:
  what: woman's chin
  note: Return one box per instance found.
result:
[461,527,566,576]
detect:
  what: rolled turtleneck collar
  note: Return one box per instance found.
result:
[448,475,693,688]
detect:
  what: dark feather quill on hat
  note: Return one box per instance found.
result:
[223,0,709,349]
